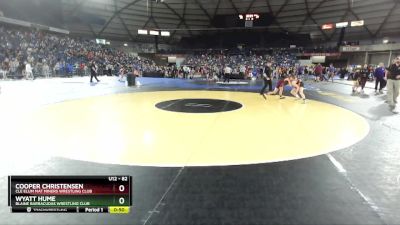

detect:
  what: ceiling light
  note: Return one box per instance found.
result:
[149,30,160,36]
[351,20,364,27]
[138,29,148,35]
[383,38,389,44]
[336,22,348,28]
[321,23,334,30]
[161,31,170,36]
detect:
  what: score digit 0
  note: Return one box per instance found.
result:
[119,197,125,205]
[118,185,125,192]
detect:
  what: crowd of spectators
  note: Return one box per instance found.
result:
[177,49,298,79]
[1,24,390,85]
[0,25,157,79]
[0,27,303,81]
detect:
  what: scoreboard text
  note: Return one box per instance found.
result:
[8,176,132,213]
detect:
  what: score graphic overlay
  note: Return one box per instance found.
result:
[8,176,132,213]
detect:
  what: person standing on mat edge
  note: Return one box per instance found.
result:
[359,64,369,94]
[260,62,273,99]
[386,56,400,113]
[223,64,232,83]
[90,61,100,83]
[314,63,323,82]
[327,63,336,82]
[374,62,386,94]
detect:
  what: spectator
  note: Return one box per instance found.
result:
[42,62,50,78]
[386,57,400,113]
[314,64,323,82]
[223,65,232,83]
[327,63,335,82]
[339,67,347,80]
[359,64,369,94]
[374,63,386,94]
[25,61,33,80]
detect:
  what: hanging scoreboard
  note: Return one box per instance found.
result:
[212,13,274,28]
[8,176,132,213]
[238,13,260,21]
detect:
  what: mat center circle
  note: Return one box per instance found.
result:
[155,98,243,113]
[1,91,370,167]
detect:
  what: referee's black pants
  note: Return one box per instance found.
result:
[223,73,230,83]
[375,77,386,91]
[90,73,99,82]
[260,79,272,94]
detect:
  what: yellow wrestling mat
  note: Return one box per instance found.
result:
[1,91,369,167]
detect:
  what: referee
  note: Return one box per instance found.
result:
[260,62,273,98]
[90,61,100,83]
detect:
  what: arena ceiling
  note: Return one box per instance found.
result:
[61,0,400,43]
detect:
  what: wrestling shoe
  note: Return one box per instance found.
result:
[393,106,399,114]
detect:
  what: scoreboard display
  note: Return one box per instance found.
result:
[8,176,132,213]
[212,13,274,28]
[238,14,260,21]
